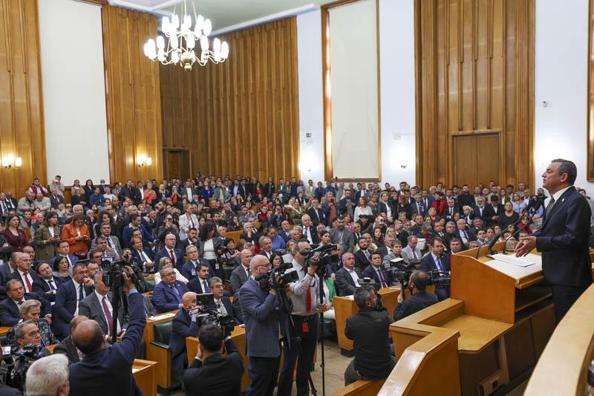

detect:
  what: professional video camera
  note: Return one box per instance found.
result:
[190,293,236,337]
[356,278,385,311]
[0,344,46,390]
[302,243,340,276]
[386,259,417,289]
[255,262,299,292]
[101,257,146,293]
[426,269,451,288]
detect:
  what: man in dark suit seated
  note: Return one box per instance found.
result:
[183,324,244,396]
[353,237,372,272]
[420,237,450,301]
[78,272,125,338]
[69,269,145,396]
[362,252,393,289]
[229,249,252,294]
[516,159,594,321]
[54,315,87,364]
[9,252,40,296]
[53,263,95,338]
[171,291,199,380]
[181,245,210,281]
[209,277,241,324]
[0,253,18,299]
[344,286,394,385]
[335,252,361,296]
[130,236,155,273]
[0,279,49,326]
[152,266,189,313]
[394,271,438,320]
[32,262,63,304]
[188,263,211,295]
[154,233,184,272]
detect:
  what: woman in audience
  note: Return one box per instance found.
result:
[200,221,220,276]
[157,184,169,202]
[499,201,519,231]
[6,300,57,348]
[157,214,179,245]
[60,214,90,258]
[372,226,385,248]
[353,197,372,223]
[71,179,84,205]
[153,257,188,284]
[83,179,95,203]
[32,211,61,261]
[1,215,28,252]
[144,181,158,206]
[53,256,72,281]
[511,193,527,214]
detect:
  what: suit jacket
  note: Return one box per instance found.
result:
[456,228,475,248]
[151,281,188,312]
[535,187,593,287]
[335,267,360,296]
[329,228,355,252]
[131,247,155,272]
[484,203,505,225]
[209,297,241,324]
[306,207,326,226]
[354,249,372,272]
[411,201,427,217]
[420,254,451,274]
[188,277,211,294]
[9,270,41,295]
[443,205,461,221]
[32,225,61,261]
[32,276,63,303]
[401,246,422,265]
[229,265,250,294]
[69,291,145,396]
[181,259,210,281]
[171,308,200,372]
[183,338,244,396]
[0,294,48,326]
[302,226,320,245]
[239,278,288,358]
[154,247,185,271]
[91,235,122,257]
[54,335,80,364]
[53,280,95,338]
[362,265,392,288]
[78,292,125,336]
[49,254,79,271]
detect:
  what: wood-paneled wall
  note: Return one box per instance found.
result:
[102,5,163,183]
[0,0,46,195]
[588,0,594,181]
[160,17,300,181]
[415,0,534,188]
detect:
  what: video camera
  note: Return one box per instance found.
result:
[302,243,340,276]
[386,258,451,290]
[0,344,45,390]
[101,258,145,293]
[190,293,236,337]
[255,262,299,292]
[356,278,385,311]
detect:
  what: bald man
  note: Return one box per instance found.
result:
[69,270,145,396]
[54,315,88,364]
[171,292,200,376]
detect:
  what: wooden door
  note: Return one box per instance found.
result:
[452,132,501,187]
[163,150,190,180]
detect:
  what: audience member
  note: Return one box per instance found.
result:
[25,354,70,396]
[394,271,438,320]
[152,266,189,312]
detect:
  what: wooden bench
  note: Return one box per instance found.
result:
[332,379,385,396]
[144,311,177,389]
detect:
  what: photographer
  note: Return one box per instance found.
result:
[69,268,146,395]
[394,271,438,320]
[344,286,394,385]
[183,324,244,396]
[5,320,50,391]
[278,240,328,396]
[239,255,288,396]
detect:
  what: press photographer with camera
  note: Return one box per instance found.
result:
[278,240,329,396]
[394,270,438,320]
[239,255,289,396]
[344,285,394,385]
[183,324,244,396]
[69,267,146,396]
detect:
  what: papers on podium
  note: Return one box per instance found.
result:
[483,253,542,284]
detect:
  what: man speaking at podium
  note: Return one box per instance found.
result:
[516,159,593,322]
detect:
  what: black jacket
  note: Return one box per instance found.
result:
[182,338,244,396]
[345,310,394,379]
[395,291,438,320]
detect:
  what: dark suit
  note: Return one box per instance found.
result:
[229,265,250,295]
[69,291,145,396]
[535,187,593,321]
[188,277,211,295]
[209,297,241,324]
[0,294,47,326]
[49,254,79,271]
[9,270,40,295]
[362,265,392,288]
[78,292,124,336]
[443,205,461,221]
[151,281,188,312]
[183,338,244,396]
[306,207,326,226]
[53,280,94,338]
[395,291,439,320]
[171,309,200,373]
[301,226,320,245]
[354,249,372,272]
[484,203,504,226]
[32,276,63,303]
[181,259,210,281]
[154,248,185,271]
[335,267,360,296]
[130,248,155,272]
[54,335,80,364]
[420,254,451,300]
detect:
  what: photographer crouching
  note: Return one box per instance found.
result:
[278,240,330,396]
[344,285,394,385]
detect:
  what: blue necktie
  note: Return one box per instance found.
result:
[436,257,444,272]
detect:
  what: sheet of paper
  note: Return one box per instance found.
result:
[489,253,540,267]
[483,259,542,283]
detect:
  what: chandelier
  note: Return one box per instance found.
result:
[143,0,229,71]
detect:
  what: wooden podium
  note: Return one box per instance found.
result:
[334,286,400,353]
[133,359,158,396]
[380,244,556,395]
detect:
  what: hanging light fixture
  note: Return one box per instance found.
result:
[143,0,229,71]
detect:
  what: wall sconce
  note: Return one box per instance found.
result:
[2,154,23,169]
[137,154,153,167]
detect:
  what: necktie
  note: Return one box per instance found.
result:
[202,280,209,293]
[169,249,176,264]
[377,268,387,288]
[171,285,181,301]
[107,238,113,248]
[48,280,56,290]
[412,250,417,260]
[545,197,555,218]
[436,257,444,272]
[17,300,24,306]
[78,284,84,301]
[302,267,312,312]
[23,273,32,293]
[139,250,147,263]
[102,296,114,336]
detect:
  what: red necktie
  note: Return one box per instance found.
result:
[101,297,114,336]
[168,249,175,264]
[302,268,312,312]
[23,273,32,293]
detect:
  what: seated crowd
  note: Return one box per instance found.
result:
[0,174,585,394]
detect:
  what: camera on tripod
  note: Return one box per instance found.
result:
[386,259,417,289]
[100,259,145,293]
[190,293,236,337]
[303,244,340,277]
[255,262,299,292]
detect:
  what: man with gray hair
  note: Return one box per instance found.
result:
[344,285,394,385]
[25,354,69,396]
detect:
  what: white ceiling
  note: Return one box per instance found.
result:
[113,0,335,31]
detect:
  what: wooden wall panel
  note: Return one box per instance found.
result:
[159,17,300,181]
[415,0,534,188]
[588,0,594,181]
[102,5,163,183]
[0,0,46,195]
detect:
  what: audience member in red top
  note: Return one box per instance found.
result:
[1,215,28,252]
